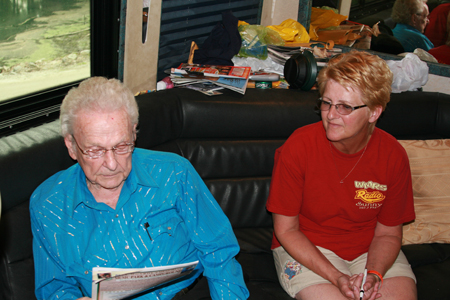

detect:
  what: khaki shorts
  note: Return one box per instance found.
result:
[272,246,416,298]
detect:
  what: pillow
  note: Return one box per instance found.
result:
[398,139,450,245]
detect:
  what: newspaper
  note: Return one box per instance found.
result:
[91,261,198,300]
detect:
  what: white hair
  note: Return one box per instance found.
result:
[60,77,138,137]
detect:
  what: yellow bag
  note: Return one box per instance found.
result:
[238,20,249,27]
[267,18,310,43]
[267,25,297,42]
[309,7,347,40]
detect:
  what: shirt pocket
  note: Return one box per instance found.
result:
[145,215,183,240]
[142,214,191,256]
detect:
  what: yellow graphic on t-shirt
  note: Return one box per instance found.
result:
[354,189,385,203]
[354,181,387,191]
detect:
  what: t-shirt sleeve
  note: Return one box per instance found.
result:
[377,143,415,226]
[266,135,306,216]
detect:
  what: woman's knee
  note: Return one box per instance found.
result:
[380,277,417,300]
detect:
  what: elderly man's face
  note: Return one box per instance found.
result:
[413,3,430,33]
[65,108,136,193]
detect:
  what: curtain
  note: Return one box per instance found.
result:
[157,0,262,80]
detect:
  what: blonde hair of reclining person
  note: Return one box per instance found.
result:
[266,50,417,300]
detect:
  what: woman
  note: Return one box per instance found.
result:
[266,51,417,300]
[391,0,434,52]
[428,8,450,64]
[425,3,450,47]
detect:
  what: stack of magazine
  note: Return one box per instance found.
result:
[170,63,251,95]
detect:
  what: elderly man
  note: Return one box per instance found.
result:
[30,77,249,300]
[391,0,434,52]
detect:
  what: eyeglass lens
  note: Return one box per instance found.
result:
[318,99,353,115]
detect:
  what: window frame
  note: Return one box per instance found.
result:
[349,0,395,21]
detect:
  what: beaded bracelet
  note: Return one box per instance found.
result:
[368,270,384,284]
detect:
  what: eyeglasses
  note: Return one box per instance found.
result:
[317,98,367,115]
[72,135,135,159]
[415,13,429,21]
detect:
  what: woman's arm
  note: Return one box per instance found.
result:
[355,222,402,299]
[366,222,402,276]
[273,213,354,298]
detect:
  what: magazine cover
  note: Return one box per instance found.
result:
[174,63,251,79]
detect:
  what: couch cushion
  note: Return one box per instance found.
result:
[402,243,450,268]
[205,178,273,229]
[0,201,36,300]
[234,227,292,300]
[400,244,450,300]
[399,139,450,245]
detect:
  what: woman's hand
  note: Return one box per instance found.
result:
[349,273,381,300]
[336,274,356,299]
[77,298,92,300]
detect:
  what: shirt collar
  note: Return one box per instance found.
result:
[398,23,421,33]
[129,150,159,189]
[70,149,159,214]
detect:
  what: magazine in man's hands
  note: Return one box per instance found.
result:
[91,261,198,300]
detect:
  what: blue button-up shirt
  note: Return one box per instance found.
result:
[30,148,249,300]
[392,23,434,52]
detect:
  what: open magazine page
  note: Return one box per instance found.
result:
[91,261,198,300]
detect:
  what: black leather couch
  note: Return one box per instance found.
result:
[1,87,450,300]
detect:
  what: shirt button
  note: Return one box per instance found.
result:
[125,245,129,249]
[167,227,171,230]
[85,270,89,274]
[115,214,119,218]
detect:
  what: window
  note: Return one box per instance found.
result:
[157,0,262,81]
[0,0,90,102]
[312,0,396,22]
[349,0,395,22]
[0,0,120,136]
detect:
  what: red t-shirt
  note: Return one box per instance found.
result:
[266,122,415,261]
[429,45,450,65]
[425,3,450,47]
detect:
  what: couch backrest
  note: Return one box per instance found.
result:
[136,88,322,229]
[1,88,450,299]
[135,88,450,229]
[0,121,75,300]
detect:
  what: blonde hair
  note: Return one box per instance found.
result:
[317,50,393,111]
[392,0,427,24]
[60,77,138,137]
